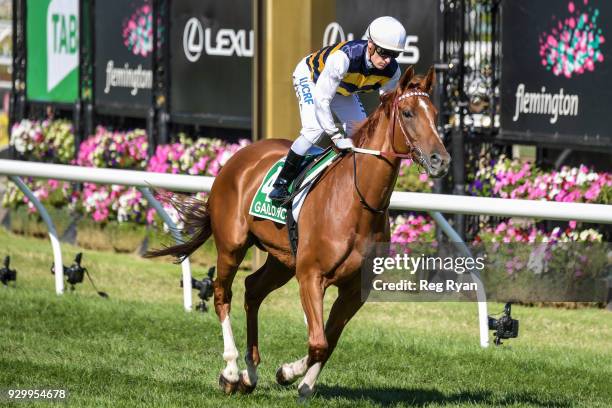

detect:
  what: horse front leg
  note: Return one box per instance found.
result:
[293,275,365,399]
[295,272,327,399]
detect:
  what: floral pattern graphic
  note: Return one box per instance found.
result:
[122,3,153,57]
[539,0,605,78]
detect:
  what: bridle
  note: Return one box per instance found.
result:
[351,89,430,161]
[352,89,430,214]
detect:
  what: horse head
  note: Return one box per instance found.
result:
[382,66,451,178]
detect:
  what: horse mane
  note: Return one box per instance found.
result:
[352,75,426,148]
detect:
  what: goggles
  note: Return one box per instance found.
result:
[375,46,401,59]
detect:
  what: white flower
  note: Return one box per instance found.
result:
[117,207,128,223]
[586,173,598,182]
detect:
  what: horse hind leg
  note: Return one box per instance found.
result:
[214,247,249,395]
[276,355,309,386]
[239,255,295,394]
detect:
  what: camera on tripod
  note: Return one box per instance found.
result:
[181,266,215,312]
[50,253,107,297]
[488,302,519,345]
[0,256,17,286]
[52,252,86,290]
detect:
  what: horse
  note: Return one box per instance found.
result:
[147,66,450,399]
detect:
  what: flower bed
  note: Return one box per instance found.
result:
[469,155,612,205]
[4,122,250,227]
[11,119,75,163]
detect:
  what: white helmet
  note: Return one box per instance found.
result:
[367,16,407,52]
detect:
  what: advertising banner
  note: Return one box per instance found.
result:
[26,0,79,103]
[325,0,438,111]
[94,0,153,114]
[501,0,612,148]
[169,0,252,128]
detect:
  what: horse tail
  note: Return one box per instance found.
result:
[144,193,212,263]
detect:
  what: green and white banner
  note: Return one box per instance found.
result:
[26,0,79,103]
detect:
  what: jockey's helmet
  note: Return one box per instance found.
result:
[366,16,407,53]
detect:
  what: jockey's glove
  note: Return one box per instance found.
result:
[330,133,354,150]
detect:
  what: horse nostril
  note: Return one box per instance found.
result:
[430,153,442,168]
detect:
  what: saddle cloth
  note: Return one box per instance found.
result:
[248,146,338,225]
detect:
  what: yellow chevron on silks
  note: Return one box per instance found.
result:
[336,88,353,96]
[343,72,392,89]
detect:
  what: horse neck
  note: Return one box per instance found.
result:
[351,113,401,210]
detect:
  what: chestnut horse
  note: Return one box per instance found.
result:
[147,66,450,399]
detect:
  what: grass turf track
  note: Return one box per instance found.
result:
[0,228,611,407]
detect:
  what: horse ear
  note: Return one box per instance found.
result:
[398,66,415,91]
[380,91,395,117]
[422,66,436,94]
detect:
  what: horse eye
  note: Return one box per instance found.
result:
[402,110,413,119]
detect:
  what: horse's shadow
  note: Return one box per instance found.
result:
[315,385,572,407]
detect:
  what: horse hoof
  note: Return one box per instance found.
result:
[298,383,315,400]
[276,366,296,386]
[218,373,239,395]
[237,371,256,394]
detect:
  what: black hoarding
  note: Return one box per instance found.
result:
[501,0,612,149]
[94,0,153,116]
[170,0,252,129]
[327,0,438,112]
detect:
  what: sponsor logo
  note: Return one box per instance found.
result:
[104,61,153,95]
[539,1,605,78]
[204,27,254,57]
[323,22,353,45]
[253,201,288,219]
[512,84,579,124]
[46,0,79,92]
[298,77,314,105]
[183,17,203,62]
[322,21,420,65]
[181,17,254,59]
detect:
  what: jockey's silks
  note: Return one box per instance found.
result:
[307,40,398,96]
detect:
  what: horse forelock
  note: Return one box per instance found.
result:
[408,74,426,89]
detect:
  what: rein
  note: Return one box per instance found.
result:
[352,89,430,214]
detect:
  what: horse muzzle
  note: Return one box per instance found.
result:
[426,152,450,178]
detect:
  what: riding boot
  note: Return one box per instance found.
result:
[268,150,304,202]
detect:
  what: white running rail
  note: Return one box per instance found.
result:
[1,159,611,347]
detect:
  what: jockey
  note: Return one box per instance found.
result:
[269,16,408,202]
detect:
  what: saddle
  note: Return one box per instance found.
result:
[248,145,340,256]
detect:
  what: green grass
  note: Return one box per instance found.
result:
[0,228,611,407]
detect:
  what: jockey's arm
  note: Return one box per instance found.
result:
[314,51,350,136]
[379,66,401,95]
